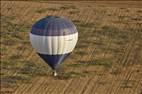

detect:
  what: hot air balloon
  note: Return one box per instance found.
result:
[30,16,78,76]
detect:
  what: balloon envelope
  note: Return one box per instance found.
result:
[30,16,78,70]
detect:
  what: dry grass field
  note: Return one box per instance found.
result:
[1,1,142,94]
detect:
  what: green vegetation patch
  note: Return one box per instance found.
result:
[60,5,77,10]
[85,59,112,68]
[69,10,79,14]
[36,8,58,13]
[68,58,112,68]
[120,80,136,88]
[1,15,31,42]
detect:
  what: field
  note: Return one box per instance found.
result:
[1,1,142,94]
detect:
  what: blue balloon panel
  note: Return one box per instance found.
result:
[38,53,70,70]
[31,16,77,36]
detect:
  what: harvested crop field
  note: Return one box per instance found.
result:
[1,1,142,94]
